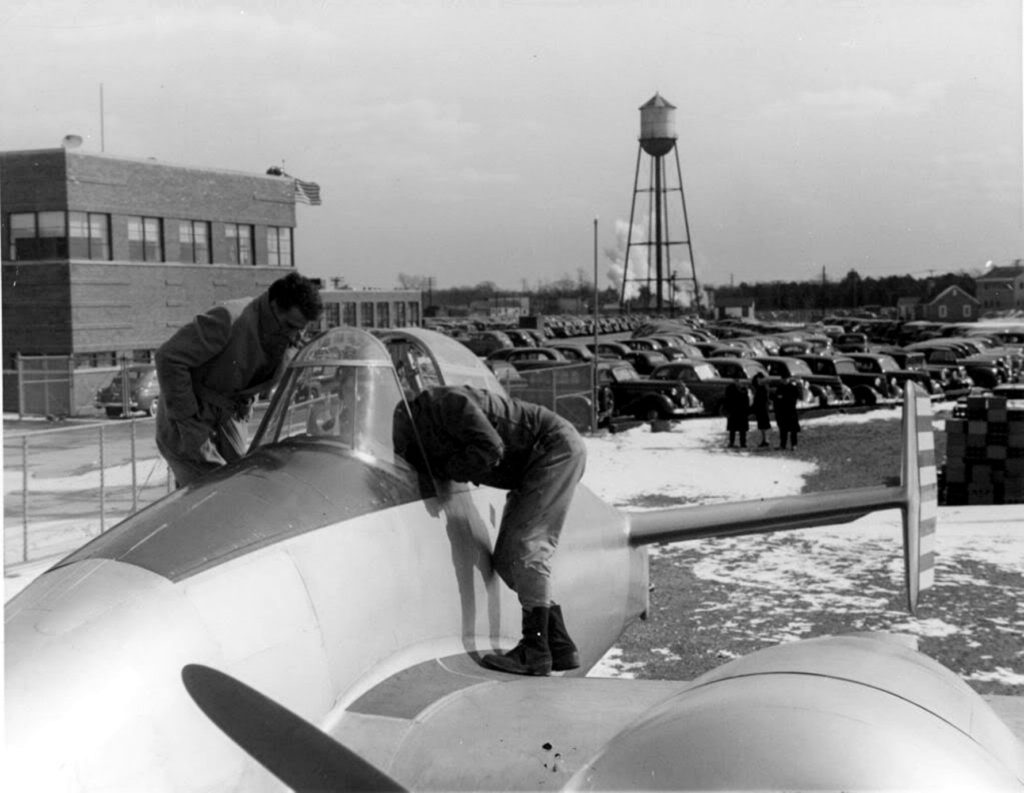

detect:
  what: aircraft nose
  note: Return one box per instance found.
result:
[5,559,226,791]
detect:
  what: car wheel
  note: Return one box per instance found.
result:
[105,407,122,418]
[147,398,159,418]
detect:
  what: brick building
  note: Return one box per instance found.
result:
[2,147,424,415]
[1,147,310,414]
[976,260,1024,313]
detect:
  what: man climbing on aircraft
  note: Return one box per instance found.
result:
[393,384,587,676]
[155,271,322,488]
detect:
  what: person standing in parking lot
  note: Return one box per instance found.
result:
[773,377,802,450]
[723,380,750,448]
[155,272,322,488]
[751,372,772,448]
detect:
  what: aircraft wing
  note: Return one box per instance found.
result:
[186,636,1024,792]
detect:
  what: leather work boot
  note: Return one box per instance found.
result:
[548,603,580,672]
[482,606,552,676]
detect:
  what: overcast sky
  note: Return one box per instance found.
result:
[3,0,1021,294]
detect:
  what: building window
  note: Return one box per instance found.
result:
[938,305,948,319]
[360,302,374,327]
[962,304,972,318]
[376,302,390,328]
[179,220,211,264]
[342,302,357,326]
[127,216,163,261]
[409,301,420,325]
[67,212,111,260]
[266,227,292,267]
[325,303,340,327]
[395,301,407,327]
[7,210,71,259]
[225,224,255,265]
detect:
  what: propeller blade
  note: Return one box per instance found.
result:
[181,664,406,793]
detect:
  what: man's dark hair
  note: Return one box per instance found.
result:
[269,272,323,321]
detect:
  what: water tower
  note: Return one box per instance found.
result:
[619,93,701,315]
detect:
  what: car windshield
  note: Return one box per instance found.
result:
[783,359,814,377]
[609,364,638,381]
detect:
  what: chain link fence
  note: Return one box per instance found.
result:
[495,362,597,432]
[3,418,173,567]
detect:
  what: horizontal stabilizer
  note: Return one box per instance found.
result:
[627,382,937,614]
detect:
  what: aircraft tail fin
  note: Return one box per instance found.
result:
[627,382,937,614]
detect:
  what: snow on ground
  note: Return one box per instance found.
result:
[582,411,1024,683]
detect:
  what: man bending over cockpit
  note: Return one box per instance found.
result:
[393,385,586,676]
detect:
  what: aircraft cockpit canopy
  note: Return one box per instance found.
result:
[251,329,407,466]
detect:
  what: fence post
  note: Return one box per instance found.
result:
[99,423,106,533]
[21,435,29,563]
[121,354,130,417]
[68,356,75,418]
[130,418,139,513]
[17,352,24,420]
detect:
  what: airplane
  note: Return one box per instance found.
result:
[6,326,1024,791]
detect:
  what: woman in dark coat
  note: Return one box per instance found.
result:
[773,377,802,450]
[723,380,751,448]
[751,372,772,448]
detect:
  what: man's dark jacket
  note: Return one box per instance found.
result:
[395,385,571,489]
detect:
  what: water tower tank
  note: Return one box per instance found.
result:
[639,93,677,157]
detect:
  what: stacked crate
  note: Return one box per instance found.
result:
[943,396,1024,505]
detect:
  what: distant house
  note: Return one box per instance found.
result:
[896,296,921,320]
[976,260,1024,313]
[714,295,755,320]
[920,285,980,323]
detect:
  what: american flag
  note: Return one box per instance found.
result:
[293,178,322,206]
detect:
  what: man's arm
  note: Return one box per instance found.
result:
[154,306,233,420]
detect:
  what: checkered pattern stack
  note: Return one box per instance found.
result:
[942,396,1024,504]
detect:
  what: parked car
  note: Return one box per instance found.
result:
[843,352,943,400]
[460,330,514,357]
[587,340,633,359]
[94,365,160,417]
[546,342,613,363]
[904,341,1003,390]
[875,346,973,398]
[486,346,573,371]
[595,360,703,422]
[622,338,686,361]
[502,329,539,348]
[623,349,671,375]
[753,356,855,408]
[649,358,750,416]
[795,354,901,407]
[834,332,870,353]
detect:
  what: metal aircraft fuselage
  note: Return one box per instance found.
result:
[6,328,1023,791]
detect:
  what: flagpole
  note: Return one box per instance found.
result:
[592,216,599,433]
[99,83,105,152]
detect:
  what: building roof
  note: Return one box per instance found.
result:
[926,285,980,306]
[0,147,291,183]
[977,262,1024,281]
